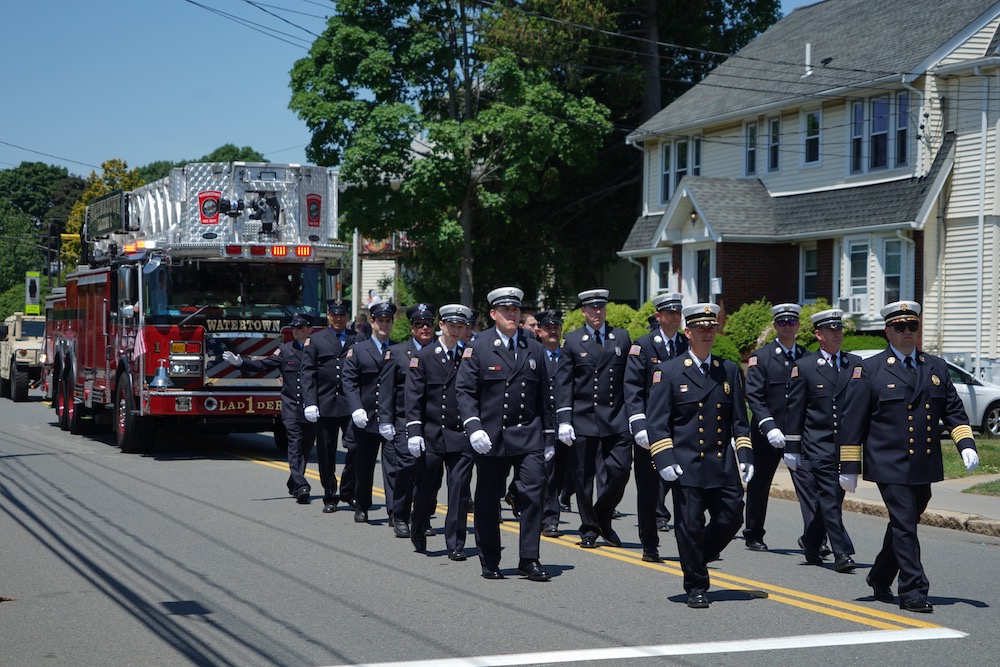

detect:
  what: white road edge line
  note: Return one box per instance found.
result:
[323,627,967,667]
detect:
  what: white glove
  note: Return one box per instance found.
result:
[766,427,785,449]
[839,474,858,493]
[783,452,800,471]
[544,445,555,461]
[222,350,243,367]
[634,429,650,449]
[378,423,396,440]
[351,408,369,428]
[304,405,319,422]
[659,464,683,482]
[407,436,425,457]
[741,463,755,483]
[961,448,979,473]
[470,429,493,454]
[558,423,576,445]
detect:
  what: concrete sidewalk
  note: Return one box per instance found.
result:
[769,465,1000,538]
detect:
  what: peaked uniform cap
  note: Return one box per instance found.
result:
[406,303,436,322]
[881,300,921,323]
[440,303,473,322]
[487,287,524,307]
[771,303,802,320]
[810,308,844,328]
[683,303,720,326]
[652,292,683,311]
[369,301,397,318]
[578,288,610,307]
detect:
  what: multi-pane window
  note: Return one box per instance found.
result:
[804,110,820,164]
[801,245,818,301]
[697,249,711,302]
[870,97,890,170]
[896,93,909,166]
[851,102,864,173]
[745,123,758,175]
[692,137,702,176]
[660,143,671,204]
[883,239,902,303]
[660,137,701,204]
[768,117,780,172]
[675,139,689,190]
[849,241,869,298]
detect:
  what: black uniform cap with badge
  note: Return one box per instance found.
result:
[487,286,524,308]
[439,303,473,323]
[369,301,397,319]
[406,303,436,326]
[682,302,720,327]
[327,298,351,315]
[535,309,563,326]
[289,312,312,328]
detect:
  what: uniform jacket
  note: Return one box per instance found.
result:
[646,354,752,488]
[784,351,861,461]
[624,328,688,437]
[378,338,423,427]
[455,326,554,456]
[745,340,809,442]
[302,327,357,418]
[404,340,467,453]
[840,348,976,485]
[240,339,310,423]
[341,336,393,434]
[555,325,632,437]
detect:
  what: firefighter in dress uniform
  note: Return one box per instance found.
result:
[783,308,857,572]
[342,301,397,524]
[302,298,358,513]
[555,288,633,549]
[222,313,319,504]
[378,303,437,538]
[840,301,979,613]
[533,309,569,538]
[404,304,474,559]
[456,286,555,582]
[646,303,754,609]
[624,291,688,562]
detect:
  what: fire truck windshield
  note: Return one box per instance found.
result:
[144,262,324,322]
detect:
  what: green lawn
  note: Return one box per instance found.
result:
[963,479,1000,497]
[943,433,999,479]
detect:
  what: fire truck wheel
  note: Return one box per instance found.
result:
[0,362,10,399]
[116,375,155,454]
[11,359,29,402]
[64,372,88,435]
[273,418,289,454]
[57,375,70,431]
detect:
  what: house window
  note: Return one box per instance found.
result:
[801,244,818,302]
[768,117,780,172]
[745,123,757,175]
[896,92,909,166]
[882,239,902,303]
[851,102,864,173]
[692,137,702,176]
[870,97,890,170]
[675,139,689,190]
[697,249,711,302]
[660,143,671,205]
[660,137,700,204]
[804,110,820,164]
[654,258,673,294]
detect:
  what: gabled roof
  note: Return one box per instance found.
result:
[629,0,1000,141]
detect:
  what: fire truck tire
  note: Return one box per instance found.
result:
[11,359,29,402]
[273,419,289,454]
[116,375,155,453]
[57,375,70,431]
[0,362,10,399]
[64,371,88,435]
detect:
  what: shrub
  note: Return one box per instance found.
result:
[562,301,638,338]
[723,298,773,357]
[841,334,887,352]
[630,300,657,339]
[562,308,585,333]
[797,299,857,347]
[711,334,742,363]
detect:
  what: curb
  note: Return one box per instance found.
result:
[768,486,1000,538]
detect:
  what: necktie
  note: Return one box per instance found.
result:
[904,356,916,374]
[507,337,515,352]
[700,362,709,375]
[380,341,387,355]
[786,348,795,363]
[829,354,839,372]
[667,338,674,358]
[594,329,603,347]
[448,348,454,361]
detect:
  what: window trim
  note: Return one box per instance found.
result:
[767,116,781,172]
[802,109,821,167]
[799,243,818,303]
[659,136,701,205]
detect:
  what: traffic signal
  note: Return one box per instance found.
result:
[49,222,62,251]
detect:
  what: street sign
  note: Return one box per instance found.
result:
[25,271,41,315]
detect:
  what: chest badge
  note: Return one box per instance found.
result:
[723,381,731,395]
[529,358,536,370]
[931,374,940,386]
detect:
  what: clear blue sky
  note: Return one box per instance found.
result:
[0,0,816,179]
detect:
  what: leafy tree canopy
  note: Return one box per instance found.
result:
[62,160,144,271]
[0,203,41,294]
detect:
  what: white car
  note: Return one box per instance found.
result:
[853,349,1000,436]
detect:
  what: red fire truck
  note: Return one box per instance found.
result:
[46,162,346,452]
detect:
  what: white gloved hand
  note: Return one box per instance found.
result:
[304,405,319,422]
[544,445,555,461]
[558,423,576,445]
[839,474,858,493]
[634,429,650,450]
[407,436,425,457]
[470,429,493,454]
[741,463,755,483]
[783,452,800,471]
[659,464,683,482]
[351,408,369,428]
[961,448,980,473]
[378,423,396,440]
[766,427,786,449]
[222,350,243,367]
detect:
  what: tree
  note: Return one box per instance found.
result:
[289,0,612,306]
[62,160,144,271]
[0,204,40,294]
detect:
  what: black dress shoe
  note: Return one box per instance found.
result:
[517,559,551,582]
[424,524,436,537]
[411,534,427,553]
[559,501,572,512]
[900,597,933,613]
[579,535,598,548]
[354,509,368,523]
[687,593,710,608]
[448,549,467,561]
[601,528,622,547]
[819,541,833,557]
[322,498,338,513]
[481,565,505,580]
[642,549,662,563]
[612,510,625,519]
[866,575,895,602]
[542,524,561,538]
[342,497,357,510]
[393,519,411,538]
[504,491,520,518]
[655,518,671,532]
[296,490,311,504]
[745,539,768,552]
[834,555,856,573]
[804,553,824,566]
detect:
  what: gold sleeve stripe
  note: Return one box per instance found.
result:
[951,424,974,443]
[841,445,862,462]
[734,436,752,450]
[650,439,673,456]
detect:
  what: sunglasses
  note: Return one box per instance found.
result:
[412,321,434,328]
[891,320,919,333]
[775,319,799,327]
[292,324,309,330]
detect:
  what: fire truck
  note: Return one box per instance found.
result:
[47,162,346,453]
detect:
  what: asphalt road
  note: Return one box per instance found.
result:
[2,393,999,667]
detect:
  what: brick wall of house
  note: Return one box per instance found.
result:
[717,242,800,313]
[817,238,834,301]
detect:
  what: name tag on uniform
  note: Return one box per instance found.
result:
[679,384,689,393]
[489,365,502,371]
